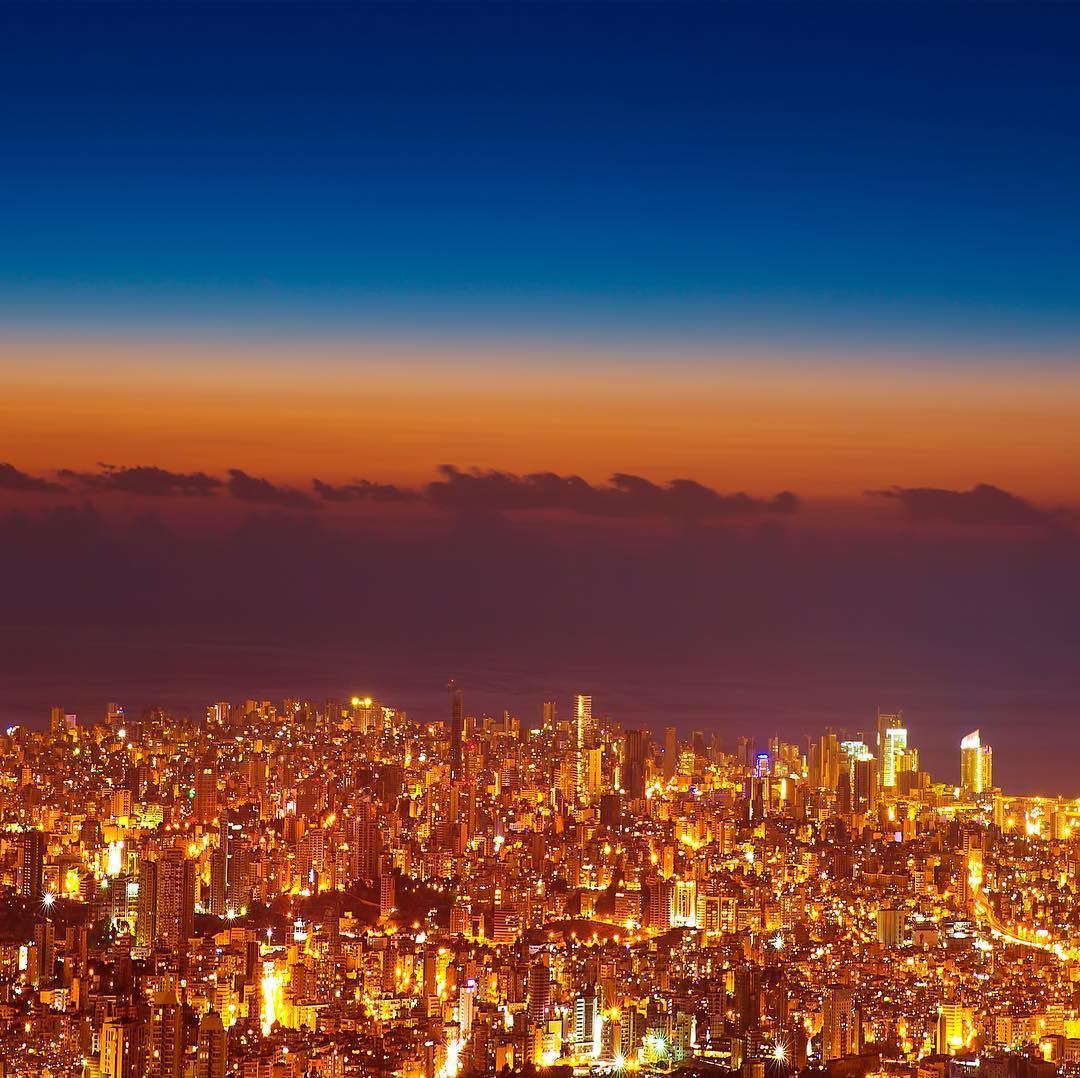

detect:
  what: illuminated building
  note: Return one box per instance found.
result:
[960,729,993,794]
[936,1003,971,1054]
[100,1016,145,1078]
[194,755,218,824]
[527,961,550,1026]
[148,988,184,1078]
[821,985,860,1061]
[881,726,908,788]
[16,829,45,898]
[575,693,594,802]
[147,849,196,958]
[458,977,477,1039]
[196,1010,227,1078]
[876,907,905,947]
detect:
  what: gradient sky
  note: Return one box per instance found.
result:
[2,3,1079,791]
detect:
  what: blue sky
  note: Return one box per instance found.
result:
[1,2,1079,347]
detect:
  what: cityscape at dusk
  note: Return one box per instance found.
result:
[2,2,1080,1076]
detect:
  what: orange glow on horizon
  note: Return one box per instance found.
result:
[3,334,1079,504]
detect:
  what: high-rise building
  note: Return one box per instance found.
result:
[208,847,227,917]
[527,961,550,1025]
[623,728,650,799]
[876,709,902,770]
[733,963,761,1033]
[541,700,557,730]
[960,730,993,794]
[148,988,184,1078]
[663,725,678,781]
[206,701,230,728]
[100,1016,145,1078]
[881,726,908,788]
[821,985,860,1061]
[153,849,196,957]
[449,681,464,783]
[17,829,45,898]
[936,1003,970,1054]
[575,694,594,802]
[458,977,477,1039]
[196,1010,227,1078]
[194,756,218,824]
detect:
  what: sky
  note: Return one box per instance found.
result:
[2,2,1079,791]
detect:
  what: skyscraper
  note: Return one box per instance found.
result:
[17,829,45,898]
[575,694,594,803]
[881,726,908,788]
[449,680,464,783]
[152,849,196,957]
[194,755,218,824]
[876,709,902,753]
[960,730,993,794]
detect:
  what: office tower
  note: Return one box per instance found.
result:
[881,726,908,788]
[148,988,184,1078]
[853,755,878,813]
[155,849,196,956]
[818,732,840,790]
[821,985,860,1061]
[575,694,594,802]
[875,709,902,773]
[100,1016,145,1078]
[17,829,45,898]
[50,705,66,735]
[449,681,464,782]
[196,1011,228,1078]
[839,740,875,811]
[623,728,650,799]
[960,730,993,794]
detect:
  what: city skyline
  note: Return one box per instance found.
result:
[0,685,1072,1077]
[3,5,1078,798]
[2,5,1079,1072]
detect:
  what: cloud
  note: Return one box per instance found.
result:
[867,483,1045,526]
[58,463,222,497]
[227,469,314,508]
[0,462,65,494]
[312,478,419,503]
[425,465,798,519]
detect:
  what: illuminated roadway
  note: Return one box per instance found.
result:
[970,885,1076,961]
